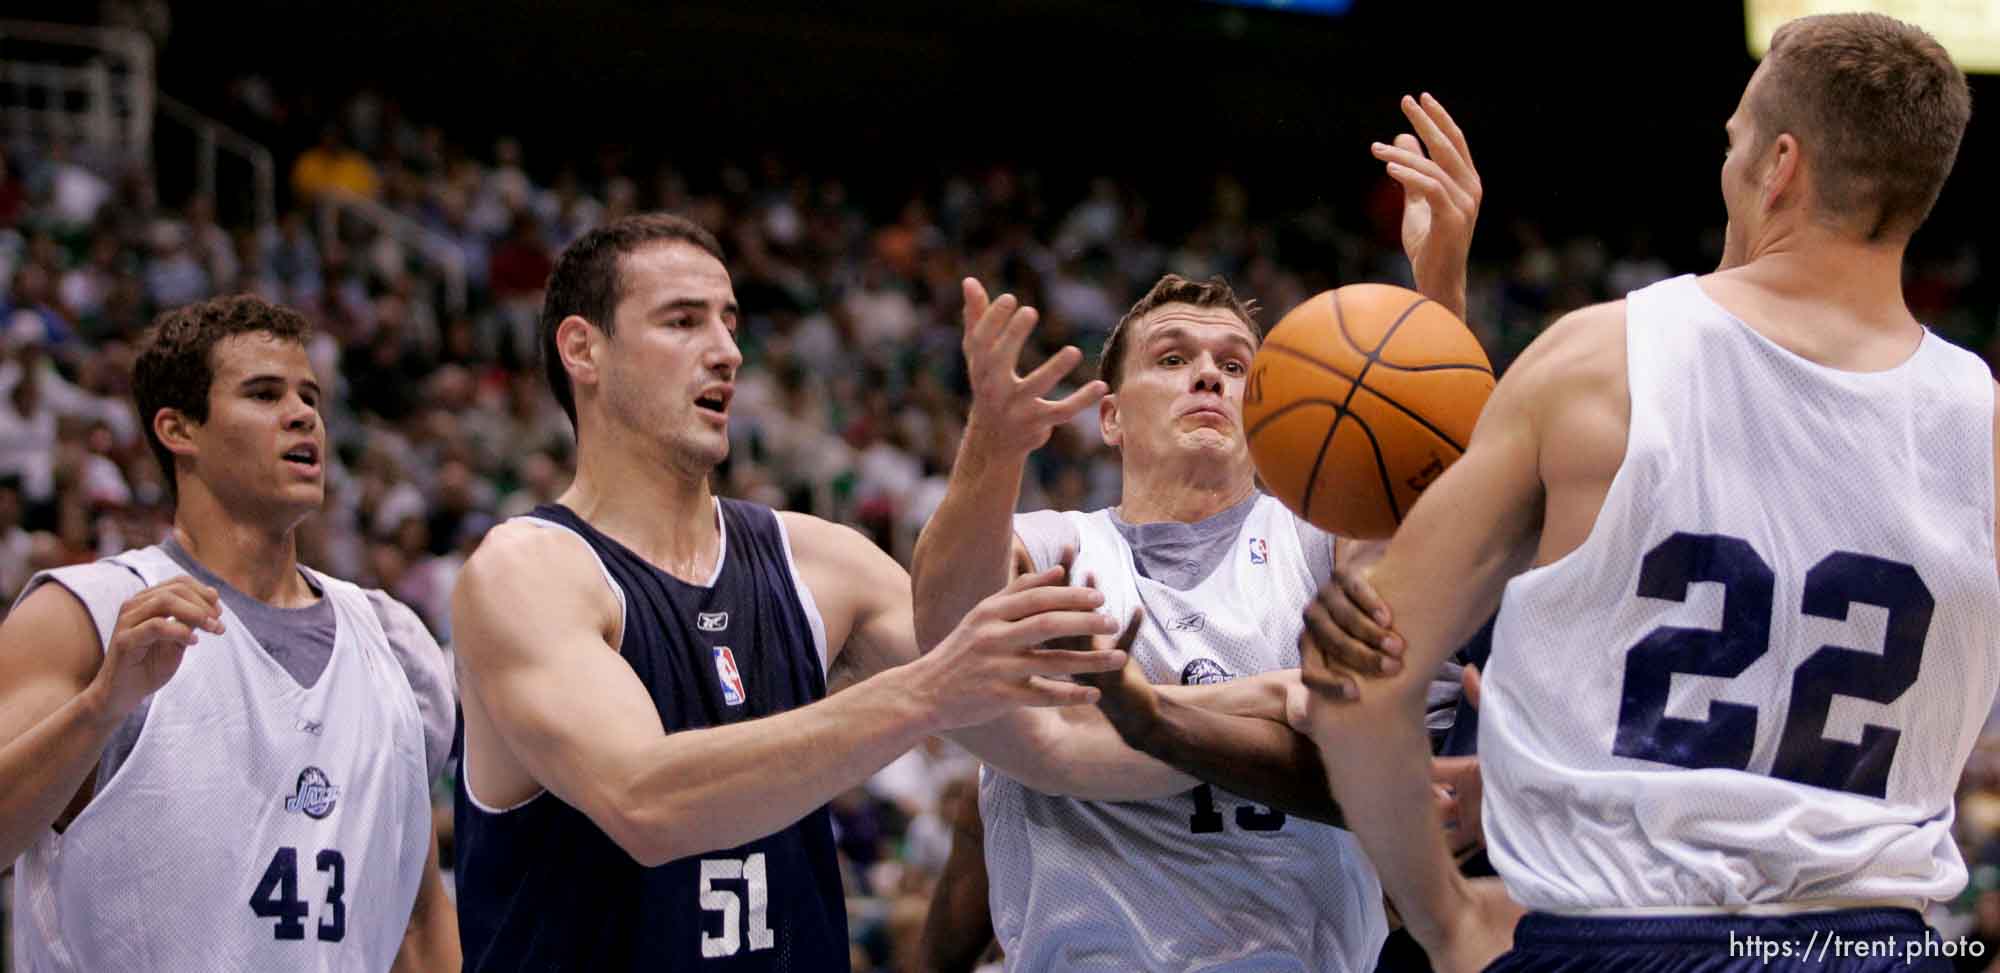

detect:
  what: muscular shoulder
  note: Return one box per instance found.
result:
[0,579,106,694]
[1488,301,1628,431]
[456,520,621,655]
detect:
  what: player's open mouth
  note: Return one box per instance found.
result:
[282,443,321,473]
[695,386,733,420]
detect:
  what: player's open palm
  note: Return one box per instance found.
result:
[913,564,1129,730]
[1373,93,1481,319]
[93,577,224,719]
[960,277,1108,456]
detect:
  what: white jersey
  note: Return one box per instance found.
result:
[1482,274,2000,912]
[983,495,1387,971]
[12,546,432,972]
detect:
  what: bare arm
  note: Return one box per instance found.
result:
[909,280,1102,652]
[390,822,460,973]
[919,779,994,973]
[1300,305,1618,970]
[456,523,1121,866]
[0,578,221,862]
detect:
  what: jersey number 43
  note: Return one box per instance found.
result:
[1612,531,1930,799]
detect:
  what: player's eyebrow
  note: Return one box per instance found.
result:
[1147,323,1255,357]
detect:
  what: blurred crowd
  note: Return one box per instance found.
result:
[4,78,2000,970]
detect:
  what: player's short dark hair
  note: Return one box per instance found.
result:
[1754,13,1971,241]
[539,212,725,431]
[1098,274,1262,392]
[133,294,314,503]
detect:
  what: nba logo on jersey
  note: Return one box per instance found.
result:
[1248,537,1268,565]
[713,646,747,706]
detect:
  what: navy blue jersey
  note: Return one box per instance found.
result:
[456,500,848,971]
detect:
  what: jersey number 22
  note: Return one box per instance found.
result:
[1613,531,1930,799]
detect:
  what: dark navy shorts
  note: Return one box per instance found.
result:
[1485,908,1957,972]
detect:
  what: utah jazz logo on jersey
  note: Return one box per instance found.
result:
[713,646,747,706]
[282,767,340,819]
[1181,658,1234,686]
[1247,537,1268,565]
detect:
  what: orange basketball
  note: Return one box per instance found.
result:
[1244,284,1495,539]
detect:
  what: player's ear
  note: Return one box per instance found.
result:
[556,314,602,392]
[154,407,199,459]
[1099,391,1122,447]
[1763,132,1802,216]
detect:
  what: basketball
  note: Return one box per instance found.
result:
[1244,284,1495,539]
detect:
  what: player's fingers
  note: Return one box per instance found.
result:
[1337,562,1395,630]
[1319,582,1400,659]
[1463,663,1483,710]
[1019,675,1101,708]
[1044,380,1108,422]
[1005,610,1122,647]
[1385,164,1468,227]
[1419,92,1478,181]
[120,617,197,654]
[991,584,1108,621]
[1003,563,1068,595]
[1401,93,1474,187]
[1107,607,1142,653]
[1373,145,1474,215]
[134,588,225,635]
[1024,646,1127,674]
[1306,600,1398,676]
[961,277,991,329]
[1297,657,1360,704]
[994,303,1041,373]
[1020,345,1085,399]
[976,293,1020,349]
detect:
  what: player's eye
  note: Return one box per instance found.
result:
[1223,360,1247,375]
[1160,354,1185,367]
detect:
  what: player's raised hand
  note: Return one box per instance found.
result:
[909,562,1129,731]
[1374,93,1481,320]
[960,278,1109,457]
[90,577,225,719]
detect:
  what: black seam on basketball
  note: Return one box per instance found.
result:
[1359,360,1495,377]
[1345,409,1402,523]
[1258,344,1479,453]
[1247,397,1344,440]
[1299,403,1344,522]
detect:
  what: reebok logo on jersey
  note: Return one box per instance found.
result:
[713,646,747,706]
[296,718,323,736]
[1181,658,1234,685]
[1247,537,1268,565]
[1172,612,1207,632]
[697,611,730,632]
[282,767,340,820]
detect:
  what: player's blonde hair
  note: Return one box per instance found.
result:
[1099,274,1262,392]
[1755,13,1970,241]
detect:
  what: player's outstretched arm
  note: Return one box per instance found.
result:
[455,522,1127,866]
[1300,305,1621,972]
[910,279,1105,652]
[0,577,221,862]
[390,820,460,972]
[795,513,1201,801]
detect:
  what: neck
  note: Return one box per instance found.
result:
[170,484,311,606]
[1734,226,1911,315]
[560,426,721,581]
[1117,455,1256,525]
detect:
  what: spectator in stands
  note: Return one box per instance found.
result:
[290,124,381,201]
